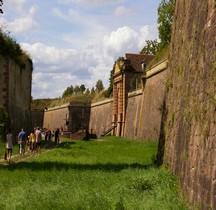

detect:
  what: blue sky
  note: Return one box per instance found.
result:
[0,0,161,99]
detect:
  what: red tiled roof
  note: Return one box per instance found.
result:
[125,53,155,72]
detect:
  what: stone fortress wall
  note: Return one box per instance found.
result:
[0,54,33,136]
[163,0,216,209]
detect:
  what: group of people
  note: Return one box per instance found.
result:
[4,127,60,163]
[44,128,60,144]
[18,127,42,156]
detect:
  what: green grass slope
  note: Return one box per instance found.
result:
[0,136,188,210]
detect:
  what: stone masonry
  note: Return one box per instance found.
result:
[0,54,33,135]
[163,0,216,209]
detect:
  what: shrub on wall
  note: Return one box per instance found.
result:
[0,29,30,67]
[0,106,9,142]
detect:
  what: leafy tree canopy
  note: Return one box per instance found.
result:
[91,87,95,94]
[140,39,161,55]
[95,80,104,93]
[80,84,86,94]
[104,70,113,98]
[0,0,3,14]
[157,0,176,48]
[140,0,175,56]
[62,85,74,98]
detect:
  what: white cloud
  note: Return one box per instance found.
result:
[6,0,27,13]
[113,6,132,17]
[103,26,140,58]
[20,22,158,98]
[21,42,76,65]
[21,41,112,98]
[1,4,39,35]
[1,0,159,99]
[7,17,38,35]
[103,25,158,58]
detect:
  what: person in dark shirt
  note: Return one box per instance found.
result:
[54,128,60,145]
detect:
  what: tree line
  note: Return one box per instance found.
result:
[62,79,105,98]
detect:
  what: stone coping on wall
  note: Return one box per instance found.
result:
[45,102,91,112]
[44,99,113,112]
[91,98,113,108]
[143,59,168,79]
[128,89,143,98]
[45,103,71,111]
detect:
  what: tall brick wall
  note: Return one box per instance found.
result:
[43,103,91,133]
[43,104,70,131]
[124,90,142,139]
[137,65,168,141]
[163,0,216,209]
[0,54,32,135]
[89,99,113,136]
[31,110,44,129]
[124,61,168,141]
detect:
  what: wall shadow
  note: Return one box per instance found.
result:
[156,96,167,166]
[1,161,156,172]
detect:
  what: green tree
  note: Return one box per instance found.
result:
[0,0,3,14]
[62,85,74,98]
[95,80,104,93]
[91,87,95,94]
[74,85,81,94]
[157,0,176,48]
[140,39,161,55]
[80,84,86,94]
[104,70,113,97]
[85,88,90,95]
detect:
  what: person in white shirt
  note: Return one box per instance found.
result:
[5,128,13,163]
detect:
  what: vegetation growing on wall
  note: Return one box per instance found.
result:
[0,29,31,67]
[32,93,96,110]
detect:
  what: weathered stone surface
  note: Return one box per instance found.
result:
[89,99,113,137]
[43,103,91,134]
[164,0,216,208]
[0,54,32,135]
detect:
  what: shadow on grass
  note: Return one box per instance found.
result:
[55,141,76,149]
[41,141,76,150]
[2,161,156,172]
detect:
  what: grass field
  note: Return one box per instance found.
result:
[0,136,188,210]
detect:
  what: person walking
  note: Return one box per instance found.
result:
[54,128,60,145]
[5,128,13,163]
[29,129,36,154]
[35,127,42,154]
[18,128,26,155]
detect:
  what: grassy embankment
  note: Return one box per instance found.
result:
[0,136,188,210]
